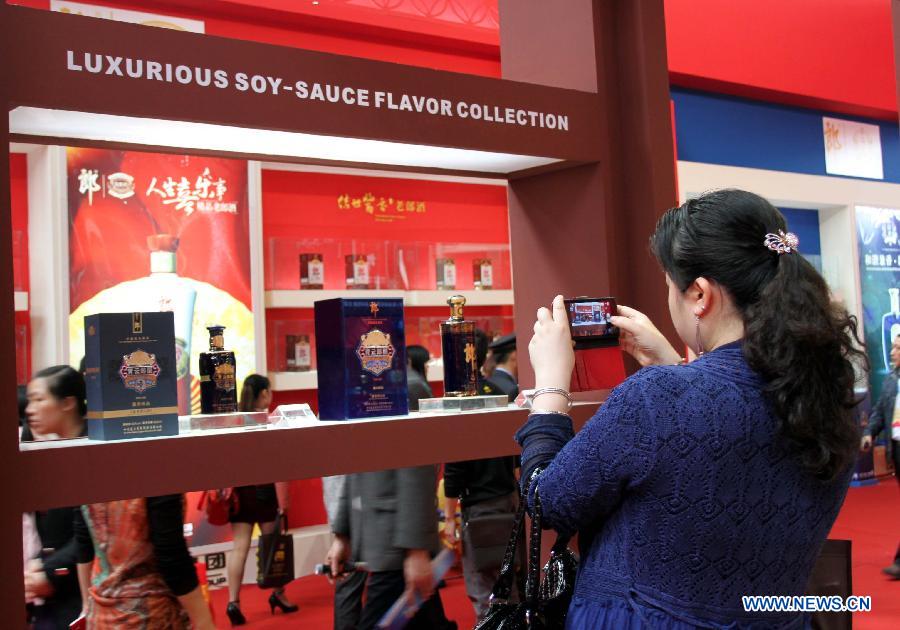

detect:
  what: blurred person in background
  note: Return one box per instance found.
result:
[485,333,519,402]
[22,366,87,629]
[443,330,521,620]
[75,494,215,629]
[861,333,900,579]
[406,345,433,411]
[226,374,297,625]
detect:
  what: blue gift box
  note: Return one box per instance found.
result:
[84,312,179,440]
[314,298,408,420]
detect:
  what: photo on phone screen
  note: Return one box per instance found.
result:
[564,297,619,347]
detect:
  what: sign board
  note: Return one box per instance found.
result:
[823,117,883,180]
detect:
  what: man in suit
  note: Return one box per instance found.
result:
[485,334,518,402]
[861,334,900,579]
[444,330,522,620]
[327,464,454,629]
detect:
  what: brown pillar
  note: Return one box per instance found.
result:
[501,0,678,387]
[0,1,26,612]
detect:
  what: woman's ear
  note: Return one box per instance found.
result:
[60,395,77,414]
[692,277,714,317]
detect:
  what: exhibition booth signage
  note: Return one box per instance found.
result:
[4,6,603,167]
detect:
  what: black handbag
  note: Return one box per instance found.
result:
[475,473,578,630]
[257,512,295,589]
[465,511,519,571]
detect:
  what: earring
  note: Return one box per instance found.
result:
[695,314,705,356]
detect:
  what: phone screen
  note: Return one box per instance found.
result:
[564,297,619,347]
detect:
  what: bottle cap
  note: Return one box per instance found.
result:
[447,295,467,321]
[207,325,226,350]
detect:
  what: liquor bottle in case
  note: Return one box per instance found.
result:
[440,295,478,397]
[286,334,312,372]
[473,258,493,290]
[346,254,372,289]
[300,253,325,289]
[199,325,237,414]
[883,288,900,371]
[435,258,456,290]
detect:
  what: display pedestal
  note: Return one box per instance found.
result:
[418,395,508,413]
[178,411,269,432]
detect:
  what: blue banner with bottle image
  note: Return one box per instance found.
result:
[856,206,900,394]
[855,205,900,480]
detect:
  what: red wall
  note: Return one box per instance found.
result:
[10,154,29,293]
[10,153,31,384]
[664,0,898,120]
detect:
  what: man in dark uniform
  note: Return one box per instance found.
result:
[443,330,522,620]
[862,334,900,579]
[485,334,518,402]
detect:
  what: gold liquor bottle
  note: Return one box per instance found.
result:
[440,295,477,397]
[198,325,237,414]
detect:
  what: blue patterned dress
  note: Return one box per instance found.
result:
[516,341,852,629]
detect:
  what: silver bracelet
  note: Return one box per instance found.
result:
[532,387,573,409]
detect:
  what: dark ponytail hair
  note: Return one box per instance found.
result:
[651,189,866,481]
[34,365,87,418]
[239,374,270,412]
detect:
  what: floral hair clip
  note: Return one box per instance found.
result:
[763,230,799,255]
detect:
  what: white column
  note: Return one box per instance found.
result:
[247,161,267,374]
[27,145,69,370]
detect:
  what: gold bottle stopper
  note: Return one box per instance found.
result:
[447,295,467,321]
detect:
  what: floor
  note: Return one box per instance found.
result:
[209,480,898,629]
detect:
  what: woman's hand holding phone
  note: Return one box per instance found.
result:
[611,305,681,366]
[529,295,576,400]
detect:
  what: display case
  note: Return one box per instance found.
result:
[0,1,673,617]
[266,236,406,291]
[267,315,317,373]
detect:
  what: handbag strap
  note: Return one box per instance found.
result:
[487,487,528,602]
[525,485,543,607]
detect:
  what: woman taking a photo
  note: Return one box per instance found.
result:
[518,189,862,629]
[225,374,297,626]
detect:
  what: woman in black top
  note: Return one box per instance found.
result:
[22,366,88,629]
[74,494,215,629]
[225,374,298,626]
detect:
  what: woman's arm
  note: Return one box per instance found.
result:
[77,563,92,613]
[73,507,94,613]
[516,378,656,537]
[176,586,216,630]
[275,482,291,514]
[145,495,214,629]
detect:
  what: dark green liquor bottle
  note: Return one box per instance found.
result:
[199,325,237,414]
[440,295,477,397]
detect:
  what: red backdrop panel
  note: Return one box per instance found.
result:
[10,153,31,384]
[664,0,898,119]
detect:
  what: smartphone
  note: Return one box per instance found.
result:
[564,297,619,349]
